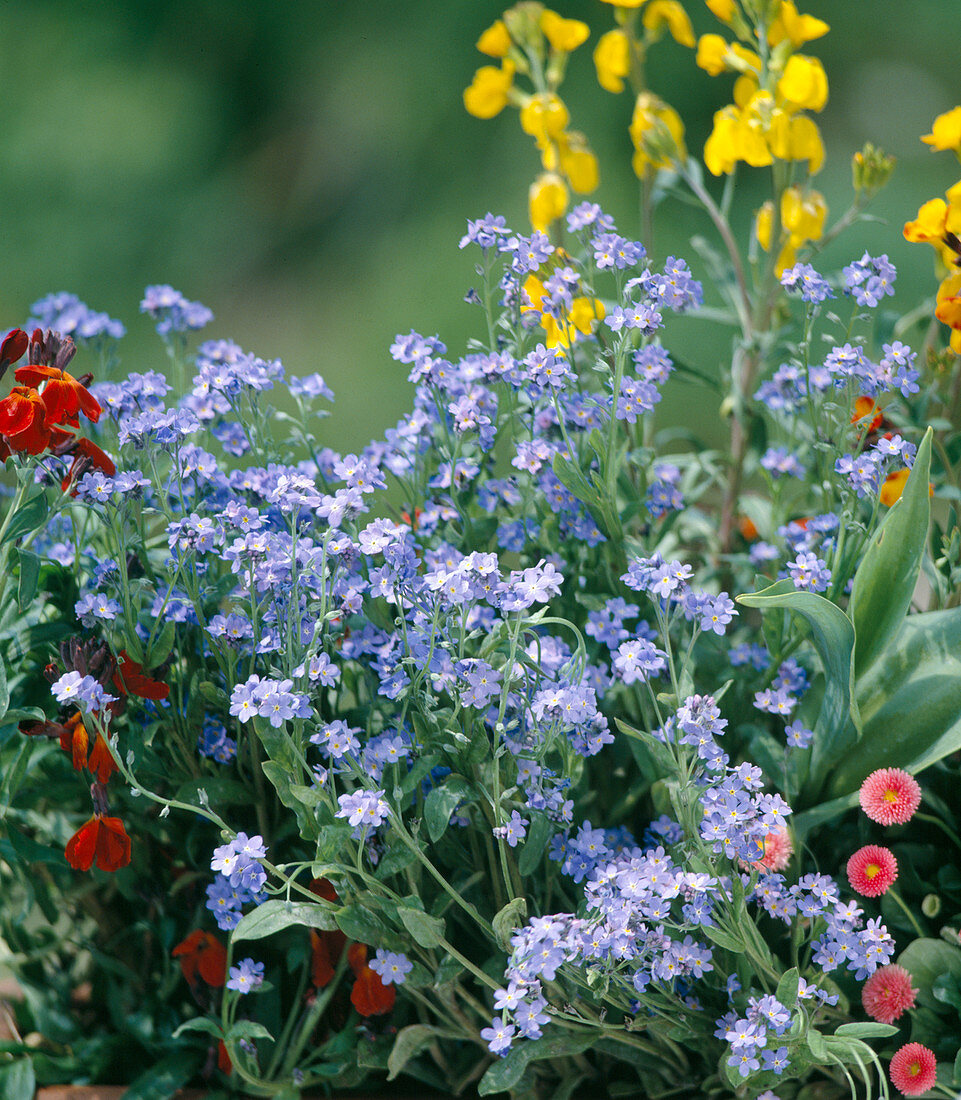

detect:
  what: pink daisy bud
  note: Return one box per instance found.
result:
[847,844,898,897]
[859,768,922,826]
[861,964,918,1024]
[748,827,794,872]
[889,1042,937,1096]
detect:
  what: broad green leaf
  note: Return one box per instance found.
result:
[398,905,445,949]
[738,580,860,801]
[232,899,337,942]
[1,493,48,546]
[0,661,8,720]
[226,1020,274,1042]
[146,620,177,666]
[518,813,553,877]
[0,1057,34,1100]
[850,426,932,677]
[791,790,859,844]
[701,925,744,953]
[423,775,472,842]
[898,938,961,1010]
[775,967,799,1008]
[335,902,392,947]
[14,550,40,612]
[805,1029,828,1060]
[172,1016,223,1040]
[478,1028,596,1095]
[833,1021,899,1039]
[492,897,528,952]
[387,1024,446,1080]
[827,606,961,798]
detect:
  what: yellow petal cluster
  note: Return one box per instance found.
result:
[529,173,569,233]
[520,92,570,140]
[539,10,589,52]
[905,109,961,352]
[464,62,516,119]
[476,20,512,58]
[642,1,695,48]
[756,185,826,274]
[630,92,686,174]
[594,28,631,93]
[769,0,829,48]
[705,0,737,23]
[523,274,605,351]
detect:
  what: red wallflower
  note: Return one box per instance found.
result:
[60,437,116,495]
[112,650,170,701]
[86,735,118,783]
[65,814,131,872]
[172,930,228,987]
[347,943,395,1016]
[14,362,101,425]
[0,329,28,373]
[0,386,51,454]
[310,928,347,988]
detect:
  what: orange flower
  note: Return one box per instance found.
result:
[112,651,170,701]
[60,437,116,495]
[737,516,759,541]
[310,928,347,988]
[65,814,131,872]
[172,930,228,987]
[0,328,28,374]
[0,385,51,454]
[347,943,395,1016]
[86,735,118,783]
[851,395,883,433]
[14,362,101,426]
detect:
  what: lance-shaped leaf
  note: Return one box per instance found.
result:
[849,426,932,678]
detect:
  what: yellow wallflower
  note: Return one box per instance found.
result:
[558,134,600,193]
[464,62,516,119]
[903,197,947,245]
[594,28,631,93]
[935,271,961,353]
[522,275,604,350]
[769,1,829,48]
[643,1,696,48]
[705,0,737,23]
[769,111,824,172]
[704,107,742,175]
[539,10,590,52]
[630,92,686,173]
[696,33,731,76]
[781,185,826,244]
[922,106,961,153]
[598,0,648,7]
[880,468,910,507]
[519,92,570,140]
[755,201,775,250]
[777,55,828,113]
[476,20,512,58]
[529,172,569,233]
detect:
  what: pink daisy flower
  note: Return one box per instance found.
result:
[859,768,922,826]
[847,844,898,897]
[889,1042,937,1096]
[748,827,794,872]
[862,964,917,1024]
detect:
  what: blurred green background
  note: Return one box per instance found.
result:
[2,0,958,452]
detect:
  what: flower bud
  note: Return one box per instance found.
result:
[921,894,941,919]
[852,142,896,195]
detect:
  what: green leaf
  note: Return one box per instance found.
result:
[423,775,473,842]
[1,493,47,546]
[14,550,40,612]
[738,580,860,801]
[933,973,961,1010]
[0,661,8,720]
[387,1024,446,1081]
[398,905,445,949]
[232,899,338,943]
[119,1051,205,1100]
[833,1021,900,1038]
[0,1057,35,1100]
[335,902,392,947]
[849,427,932,678]
[172,1016,224,1040]
[827,606,961,798]
[146,620,177,666]
[492,897,528,952]
[805,1029,828,1060]
[226,1020,274,1042]
[775,967,799,1008]
[701,925,744,953]
[478,1029,596,1095]
[898,937,961,1010]
[518,814,553,877]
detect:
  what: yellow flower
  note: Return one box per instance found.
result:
[880,468,910,507]
[529,172,569,233]
[523,275,604,350]
[769,111,824,172]
[769,1,829,48]
[704,107,741,175]
[643,1,695,48]
[755,201,774,250]
[777,55,828,113]
[781,185,826,244]
[558,133,600,193]
[705,0,737,23]
[903,198,947,245]
[476,19,512,58]
[729,43,762,74]
[935,270,961,335]
[630,92,686,173]
[921,106,961,153]
[594,28,631,93]
[696,34,731,77]
[598,0,648,7]
[540,10,590,52]
[464,62,515,119]
[519,92,570,140]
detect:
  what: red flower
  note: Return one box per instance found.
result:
[862,964,918,1025]
[112,650,170,701]
[172,930,228,988]
[859,768,922,826]
[58,712,89,771]
[14,363,101,425]
[889,1042,937,1096]
[0,329,28,372]
[347,943,395,1017]
[0,385,51,454]
[747,827,793,872]
[217,1040,232,1075]
[64,814,131,872]
[310,928,347,988]
[60,437,116,495]
[86,735,118,783]
[847,844,898,897]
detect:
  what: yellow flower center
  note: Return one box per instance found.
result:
[866,862,880,879]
